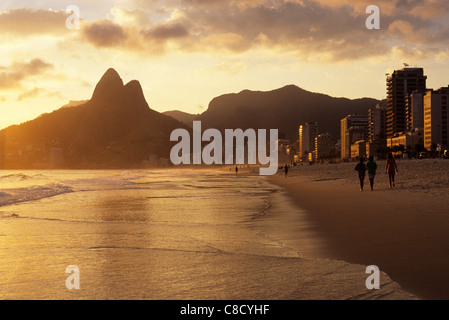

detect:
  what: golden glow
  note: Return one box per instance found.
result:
[1,0,449,129]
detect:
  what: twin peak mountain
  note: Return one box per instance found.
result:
[91,68,147,108]
[0,69,186,168]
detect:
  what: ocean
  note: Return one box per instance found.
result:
[0,169,410,299]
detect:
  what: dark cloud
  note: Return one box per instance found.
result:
[143,23,189,40]
[82,20,127,47]
[173,0,449,60]
[2,1,448,62]
[165,0,391,59]
[2,1,449,62]
[0,59,53,89]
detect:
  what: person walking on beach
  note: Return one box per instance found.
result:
[355,157,367,192]
[366,156,378,191]
[284,165,289,178]
[386,153,398,188]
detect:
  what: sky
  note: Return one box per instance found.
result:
[1,0,449,129]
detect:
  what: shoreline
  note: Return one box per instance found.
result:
[0,165,442,299]
[0,168,413,300]
[269,160,449,300]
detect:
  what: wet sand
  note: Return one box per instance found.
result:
[270,159,449,300]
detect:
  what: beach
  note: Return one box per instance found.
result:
[0,169,414,300]
[271,159,449,300]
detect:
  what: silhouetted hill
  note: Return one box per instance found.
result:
[0,69,186,169]
[198,85,380,141]
[60,100,89,108]
[163,110,198,127]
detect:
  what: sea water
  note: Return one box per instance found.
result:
[0,169,411,299]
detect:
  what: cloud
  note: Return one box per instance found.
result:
[17,87,63,101]
[166,0,391,59]
[109,6,151,28]
[403,0,449,19]
[5,0,439,63]
[0,8,69,36]
[167,0,449,61]
[79,18,190,54]
[81,1,388,60]
[143,22,189,40]
[82,20,127,47]
[0,59,53,89]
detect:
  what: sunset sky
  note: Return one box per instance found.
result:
[1,0,449,129]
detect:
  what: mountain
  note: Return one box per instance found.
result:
[0,69,187,169]
[60,100,89,108]
[163,110,198,127]
[197,85,380,141]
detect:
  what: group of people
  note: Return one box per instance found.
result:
[355,153,398,191]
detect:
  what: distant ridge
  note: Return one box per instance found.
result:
[0,69,187,169]
[163,110,198,127]
[197,85,379,141]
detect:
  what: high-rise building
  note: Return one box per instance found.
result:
[299,122,318,160]
[367,103,387,158]
[386,68,427,138]
[315,133,332,161]
[368,103,387,143]
[423,87,449,151]
[406,91,425,132]
[340,115,369,160]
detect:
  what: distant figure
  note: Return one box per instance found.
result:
[235,166,239,176]
[355,157,367,191]
[284,165,289,178]
[366,156,378,191]
[386,153,398,188]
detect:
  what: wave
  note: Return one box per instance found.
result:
[0,183,74,207]
[0,170,158,207]
[0,212,20,219]
[0,173,33,180]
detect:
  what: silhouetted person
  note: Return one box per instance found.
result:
[366,156,378,191]
[284,165,289,178]
[235,166,238,176]
[355,157,367,191]
[386,152,398,188]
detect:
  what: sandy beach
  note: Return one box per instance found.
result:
[271,159,449,300]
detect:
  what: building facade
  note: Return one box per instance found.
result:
[368,103,387,143]
[299,122,318,161]
[351,141,367,160]
[386,68,427,138]
[406,91,425,132]
[387,129,424,151]
[423,87,449,151]
[315,133,332,161]
[341,115,369,160]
